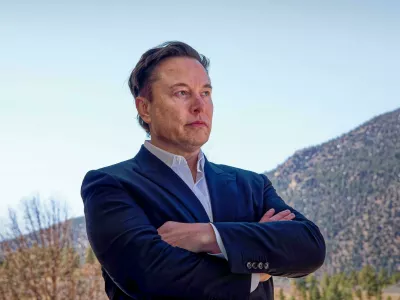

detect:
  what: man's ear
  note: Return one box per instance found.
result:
[135,96,151,125]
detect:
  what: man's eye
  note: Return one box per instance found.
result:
[176,91,188,97]
[201,91,211,97]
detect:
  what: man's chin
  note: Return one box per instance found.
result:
[183,135,209,149]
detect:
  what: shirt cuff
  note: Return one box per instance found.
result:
[209,223,228,260]
[250,274,260,293]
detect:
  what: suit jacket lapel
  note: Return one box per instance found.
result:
[134,146,210,223]
[204,159,240,222]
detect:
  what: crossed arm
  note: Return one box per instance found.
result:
[81,170,326,299]
[157,208,296,283]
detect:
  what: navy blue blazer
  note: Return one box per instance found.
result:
[81,146,325,300]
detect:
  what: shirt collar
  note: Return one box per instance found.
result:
[143,140,205,172]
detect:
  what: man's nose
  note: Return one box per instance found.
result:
[191,94,205,114]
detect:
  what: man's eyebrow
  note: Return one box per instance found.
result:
[169,83,189,89]
[169,83,213,89]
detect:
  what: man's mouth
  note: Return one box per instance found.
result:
[188,121,207,127]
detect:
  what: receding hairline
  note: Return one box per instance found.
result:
[149,56,211,89]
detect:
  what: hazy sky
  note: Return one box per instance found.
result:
[1,0,399,219]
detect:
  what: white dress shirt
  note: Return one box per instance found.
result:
[144,141,260,293]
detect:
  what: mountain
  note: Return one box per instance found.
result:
[265,108,400,274]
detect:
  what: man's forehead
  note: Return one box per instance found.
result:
[155,57,210,84]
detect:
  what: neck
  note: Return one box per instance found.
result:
[150,137,200,179]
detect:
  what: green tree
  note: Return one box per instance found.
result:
[389,271,400,284]
[349,270,359,287]
[296,278,308,300]
[377,269,389,286]
[301,289,307,300]
[339,272,355,300]
[336,272,347,286]
[373,268,389,299]
[320,273,330,299]
[278,288,286,300]
[325,275,340,300]
[359,265,379,299]
[355,288,363,300]
[309,286,321,300]
[307,274,321,300]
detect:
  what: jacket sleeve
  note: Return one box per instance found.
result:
[81,169,252,300]
[212,174,326,278]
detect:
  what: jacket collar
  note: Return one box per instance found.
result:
[134,145,239,223]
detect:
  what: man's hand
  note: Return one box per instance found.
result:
[259,208,295,223]
[259,208,295,282]
[157,221,217,253]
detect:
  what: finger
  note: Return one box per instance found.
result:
[159,234,175,244]
[282,213,295,221]
[157,223,167,233]
[157,221,175,233]
[269,209,291,221]
[259,208,275,222]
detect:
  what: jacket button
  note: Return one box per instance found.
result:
[246,262,252,269]
[258,262,264,269]
[264,262,269,270]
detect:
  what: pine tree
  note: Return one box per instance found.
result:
[340,272,355,300]
[355,288,363,300]
[301,289,307,300]
[279,288,286,300]
[378,269,388,286]
[359,265,378,299]
[376,268,389,298]
[349,270,359,287]
[389,271,400,284]
[297,278,308,300]
[309,286,321,300]
[326,277,339,300]
[321,273,330,299]
[307,274,321,300]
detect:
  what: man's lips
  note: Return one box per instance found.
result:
[187,121,208,127]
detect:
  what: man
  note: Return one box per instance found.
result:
[81,41,326,300]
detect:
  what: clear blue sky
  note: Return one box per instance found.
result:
[1,0,399,219]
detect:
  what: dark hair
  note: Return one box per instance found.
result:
[128,41,210,134]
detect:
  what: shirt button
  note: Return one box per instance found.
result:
[246,262,252,269]
[258,262,264,269]
[264,262,269,270]
[251,262,258,269]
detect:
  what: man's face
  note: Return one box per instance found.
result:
[146,57,213,152]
